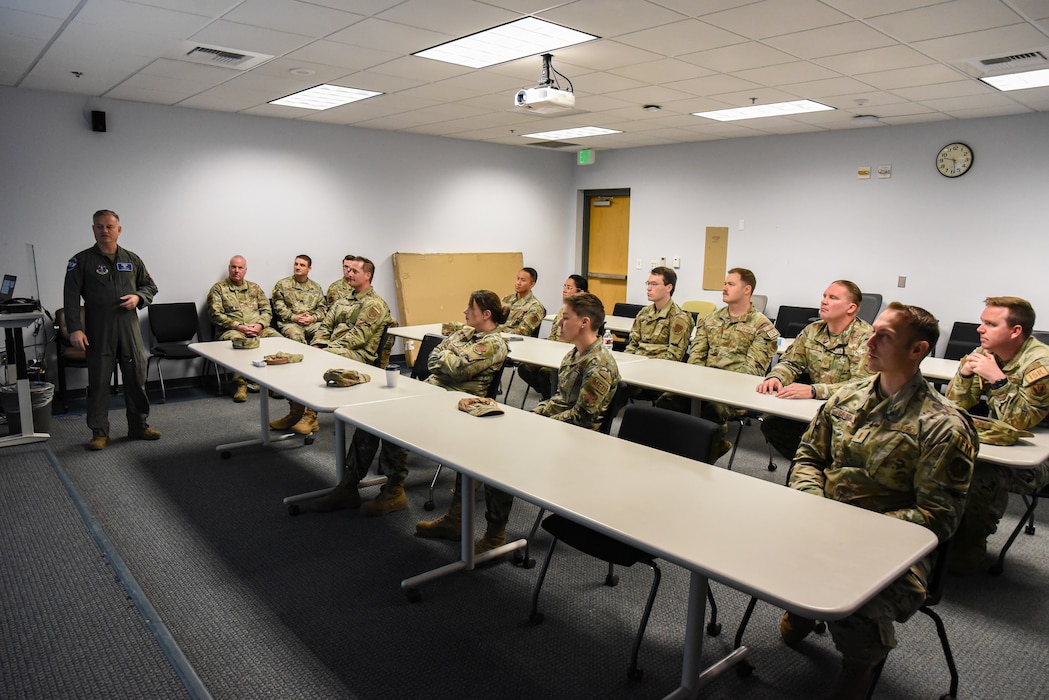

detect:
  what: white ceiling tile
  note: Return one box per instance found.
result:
[105,83,194,103]
[335,69,426,93]
[0,33,48,65]
[177,85,276,111]
[819,0,954,19]
[327,18,454,53]
[222,0,364,38]
[764,22,896,59]
[602,83,699,105]
[375,0,518,35]
[859,63,968,90]
[126,0,241,16]
[283,40,400,71]
[1010,0,1049,21]
[609,58,715,83]
[941,103,1033,118]
[678,41,796,72]
[734,60,839,86]
[138,57,239,82]
[191,19,313,56]
[814,45,934,74]
[911,23,1049,62]
[566,70,647,94]
[306,0,404,15]
[0,7,63,39]
[248,58,354,83]
[613,19,745,56]
[539,0,687,39]
[891,78,998,100]
[866,0,1025,43]
[701,0,851,39]
[781,76,876,97]
[0,0,81,19]
[919,91,1021,111]
[552,39,664,71]
[663,72,763,96]
[76,0,211,36]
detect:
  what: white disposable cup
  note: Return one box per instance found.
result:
[385,365,399,388]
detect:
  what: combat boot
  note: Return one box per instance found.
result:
[474,515,508,555]
[415,495,463,540]
[232,376,248,403]
[779,611,816,646]
[87,432,109,451]
[270,401,305,430]
[361,482,408,517]
[310,476,362,512]
[826,658,876,700]
[291,408,319,435]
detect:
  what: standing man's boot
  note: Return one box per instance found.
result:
[270,401,305,430]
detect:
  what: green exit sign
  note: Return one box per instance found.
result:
[577,149,595,166]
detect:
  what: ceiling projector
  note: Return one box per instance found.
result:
[514,86,576,114]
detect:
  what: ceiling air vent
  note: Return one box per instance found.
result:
[171,42,274,71]
[967,50,1048,76]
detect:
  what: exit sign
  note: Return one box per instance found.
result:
[577,149,595,166]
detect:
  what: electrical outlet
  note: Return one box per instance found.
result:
[898,276,906,288]
[672,257,681,268]
[636,259,642,269]
[660,256,666,267]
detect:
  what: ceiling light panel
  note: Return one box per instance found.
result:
[981,68,1049,91]
[269,84,382,110]
[522,126,622,140]
[693,99,834,121]
[414,17,597,69]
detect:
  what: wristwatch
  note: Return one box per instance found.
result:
[810,385,817,398]
[990,377,1009,390]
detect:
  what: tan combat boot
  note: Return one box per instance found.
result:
[415,495,463,540]
[361,483,408,517]
[232,376,248,403]
[87,432,109,451]
[270,401,305,430]
[474,515,508,555]
[779,611,816,646]
[310,476,362,512]
[291,408,319,435]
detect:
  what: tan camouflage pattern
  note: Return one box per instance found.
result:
[207,278,281,340]
[312,287,391,365]
[272,275,326,343]
[547,307,565,342]
[625,300,693,361]
[499,291,546,336]
[688,303,779,376]
[326,278,355,305]
[533,340,620,430]
[425,325,508,397]
[945,334,1049,540]
[790,372,976,663]
[768,317,872,398]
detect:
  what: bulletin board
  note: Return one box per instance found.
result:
[392,251,523,324]
[702,227,729,290]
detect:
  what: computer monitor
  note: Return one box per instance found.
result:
[0,275,15,301]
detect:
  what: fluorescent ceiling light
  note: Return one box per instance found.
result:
[269,84,382,110]
[980,68,1049,91]
[522,126,621,140]
[414,17,597,69]
[693,99,834,122]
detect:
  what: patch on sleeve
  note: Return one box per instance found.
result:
[946,457,972,483]
[1025,365,1049,384]
[473,343,488,355]
[67,258,77,272]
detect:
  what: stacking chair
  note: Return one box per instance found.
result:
[857,293,883,324]
[943,322,980,360]
[409,333,444,381]
[54,306,119,412]
[528,404,723,681]
[750,294,768,314]
[732,538,958,699]
[610,302,644,351]
[372,321,399,369]
[773,305,819,339]
[146,302,202,403]
[422,361,507,511]
[682,300,716,319]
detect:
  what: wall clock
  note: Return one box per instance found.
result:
[936,142,973,178]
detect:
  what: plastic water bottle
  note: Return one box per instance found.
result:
[603,330,613,349]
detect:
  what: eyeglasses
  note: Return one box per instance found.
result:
[562,284,577,290]
[645,281,664,287]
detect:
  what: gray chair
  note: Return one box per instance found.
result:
[527,404,723,681]
[857,293,882,324]
[750,294,768,314]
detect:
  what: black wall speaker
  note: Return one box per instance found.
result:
[91,110,106,133]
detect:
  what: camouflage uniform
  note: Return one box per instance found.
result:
[499,291,546,337]
[313,287,391,365]
[945,336,1049,544]
[207,278,281,341]
[326,278,354,306]
[271,275,326,344]
[519,307,565,400]
[657,304,778,426]
[762,317,873,459]
[534,339,620,431]
[790,372,976,665]
[624,300,693,360]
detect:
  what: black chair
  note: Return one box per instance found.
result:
[610,303,644,352]
[943,322,980,360]
[423,361,507,511]
[857,293,882,324]
[409,333,444,382]
[372,321,399,369]
[772,306,819,338]
[146,302,202,403]
[528,405,723,681]
[54,306,119,412]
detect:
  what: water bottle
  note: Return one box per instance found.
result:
[603,329,613,349]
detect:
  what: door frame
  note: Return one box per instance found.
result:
[581,188,630,278]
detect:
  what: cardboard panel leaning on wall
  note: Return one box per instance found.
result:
[392,252,524,363]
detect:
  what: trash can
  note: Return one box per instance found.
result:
[0,382,54,434]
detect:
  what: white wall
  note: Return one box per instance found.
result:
[0,87,576,387]
[574,111,1049,352]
